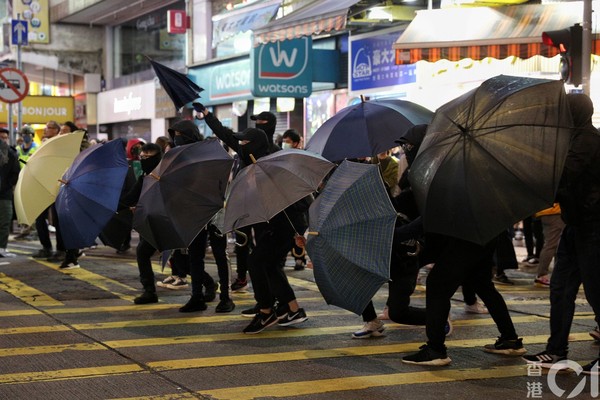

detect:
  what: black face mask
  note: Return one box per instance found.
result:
[173,135,187,147]
[140,155,161,174]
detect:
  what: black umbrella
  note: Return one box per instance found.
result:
[132,138,233,252]
[148,57,204,111]
[305,98,433,162]
[409,75,573,245]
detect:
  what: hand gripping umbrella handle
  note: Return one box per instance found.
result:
[234,229,248,247]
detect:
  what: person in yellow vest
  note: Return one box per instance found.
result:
[532,203,565,287]
[16,126,38,169]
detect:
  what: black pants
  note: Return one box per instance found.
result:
[249,223,296,309]
[234,225,253,279]
[425,235,518,352]
[362,254,426,326]
[36,204,65,252]
[208,224,231,300]
[136,237,157,292]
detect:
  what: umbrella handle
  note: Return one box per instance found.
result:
[292,246,306,258]
[234,230,248,247]
[407,241,422,257]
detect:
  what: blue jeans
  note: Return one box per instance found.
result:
[548,223,600,356]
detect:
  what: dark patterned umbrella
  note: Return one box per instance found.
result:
[148,57,204,111]
[306,160,397,315]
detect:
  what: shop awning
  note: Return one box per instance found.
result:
[253,0,364,44]
[212,0,281,48]
[394,2,590,64]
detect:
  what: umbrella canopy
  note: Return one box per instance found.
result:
[55,139,129,249]
[132,138,233,252]
[409,75,573,245]
[14,131,85,226]
[222,149,335,233]
[98,208,133,250]
[306,160,397,315]
[148,57,204,111]
[305,99,434,162]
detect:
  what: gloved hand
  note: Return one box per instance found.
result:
[193,102,206,113]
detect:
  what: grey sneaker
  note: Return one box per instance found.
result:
[352,319,386,339]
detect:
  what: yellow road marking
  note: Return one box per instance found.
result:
[0,364,145,385]
[0,273,63,306]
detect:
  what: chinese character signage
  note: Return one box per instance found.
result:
[350,30,416,93]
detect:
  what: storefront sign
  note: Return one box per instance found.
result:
[97,82,155,124]
[0,96,74,124]
[350,29,416,93]
[252,37,313,98]
[188,58,253,105]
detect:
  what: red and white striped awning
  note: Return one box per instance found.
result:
[394,2,593,64]
[253,0,362,45]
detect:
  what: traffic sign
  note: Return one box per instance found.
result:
[0,68,29,104]
[11,20,28,45]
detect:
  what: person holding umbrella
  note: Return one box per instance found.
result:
[523,93,600,374]
[120,142,164,304]
[398,125,526,366]
[196,103,309,333]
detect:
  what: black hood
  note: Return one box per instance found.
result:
[167,120,204,144]
[237,128,270,165]
[397,124,428,166]
[567,93,597,134]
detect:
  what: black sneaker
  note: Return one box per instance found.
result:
[204,281,217,302]
[48,251,66,263]
[484,337,527,356]
[522,351,568,369]
[59,261,80,270]
[493,273,514,285]
[133,291,158,304]
[231,277,248,292]
[582,358,600,375]
[402,344,451,366]
[243,311,278,334]
[32,248,52,259]
[278,308,308,327]
[241,303,260,318]
[215,298,236,313]
[179,296,207,313]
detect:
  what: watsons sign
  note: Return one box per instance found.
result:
[98,82,155,124]
[0,96,74,124]
[187,59,253,105]
[251,37,312,98]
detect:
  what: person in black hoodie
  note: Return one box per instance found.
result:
[121,142,163,304]
[523,93,600,374]
[196,104,310,333]
[165,119,234,313]
[250,111,280,154]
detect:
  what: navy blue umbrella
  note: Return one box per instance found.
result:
[306,160,397,315]
[305,99,434,162]
[148,57,204,111]
[56,139,129,249]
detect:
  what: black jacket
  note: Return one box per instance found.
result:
[0,146,20,200]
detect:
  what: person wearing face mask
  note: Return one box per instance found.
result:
[281,129,302,150]
[166,119,234,313]
[195,103,310,332]
[119,143,164,304]
[250,111,280,154]
[16,126,38,169]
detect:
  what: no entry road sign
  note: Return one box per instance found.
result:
[0,68,29,104]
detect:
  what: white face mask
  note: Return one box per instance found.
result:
[282,142,293,149]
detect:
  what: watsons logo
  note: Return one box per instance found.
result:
[256,83,309,95]
[114,93,142,115]
[214,70,250,90]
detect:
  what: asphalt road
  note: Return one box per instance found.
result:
[0,233,598,400]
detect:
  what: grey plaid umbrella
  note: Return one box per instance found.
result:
[306,160,397,315]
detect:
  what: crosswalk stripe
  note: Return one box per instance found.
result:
[0,333,592,387]
[0,272,63,306]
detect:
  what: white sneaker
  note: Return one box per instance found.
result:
[0,248,16,258]
[465,300,488,314]
[352,319,386,339]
